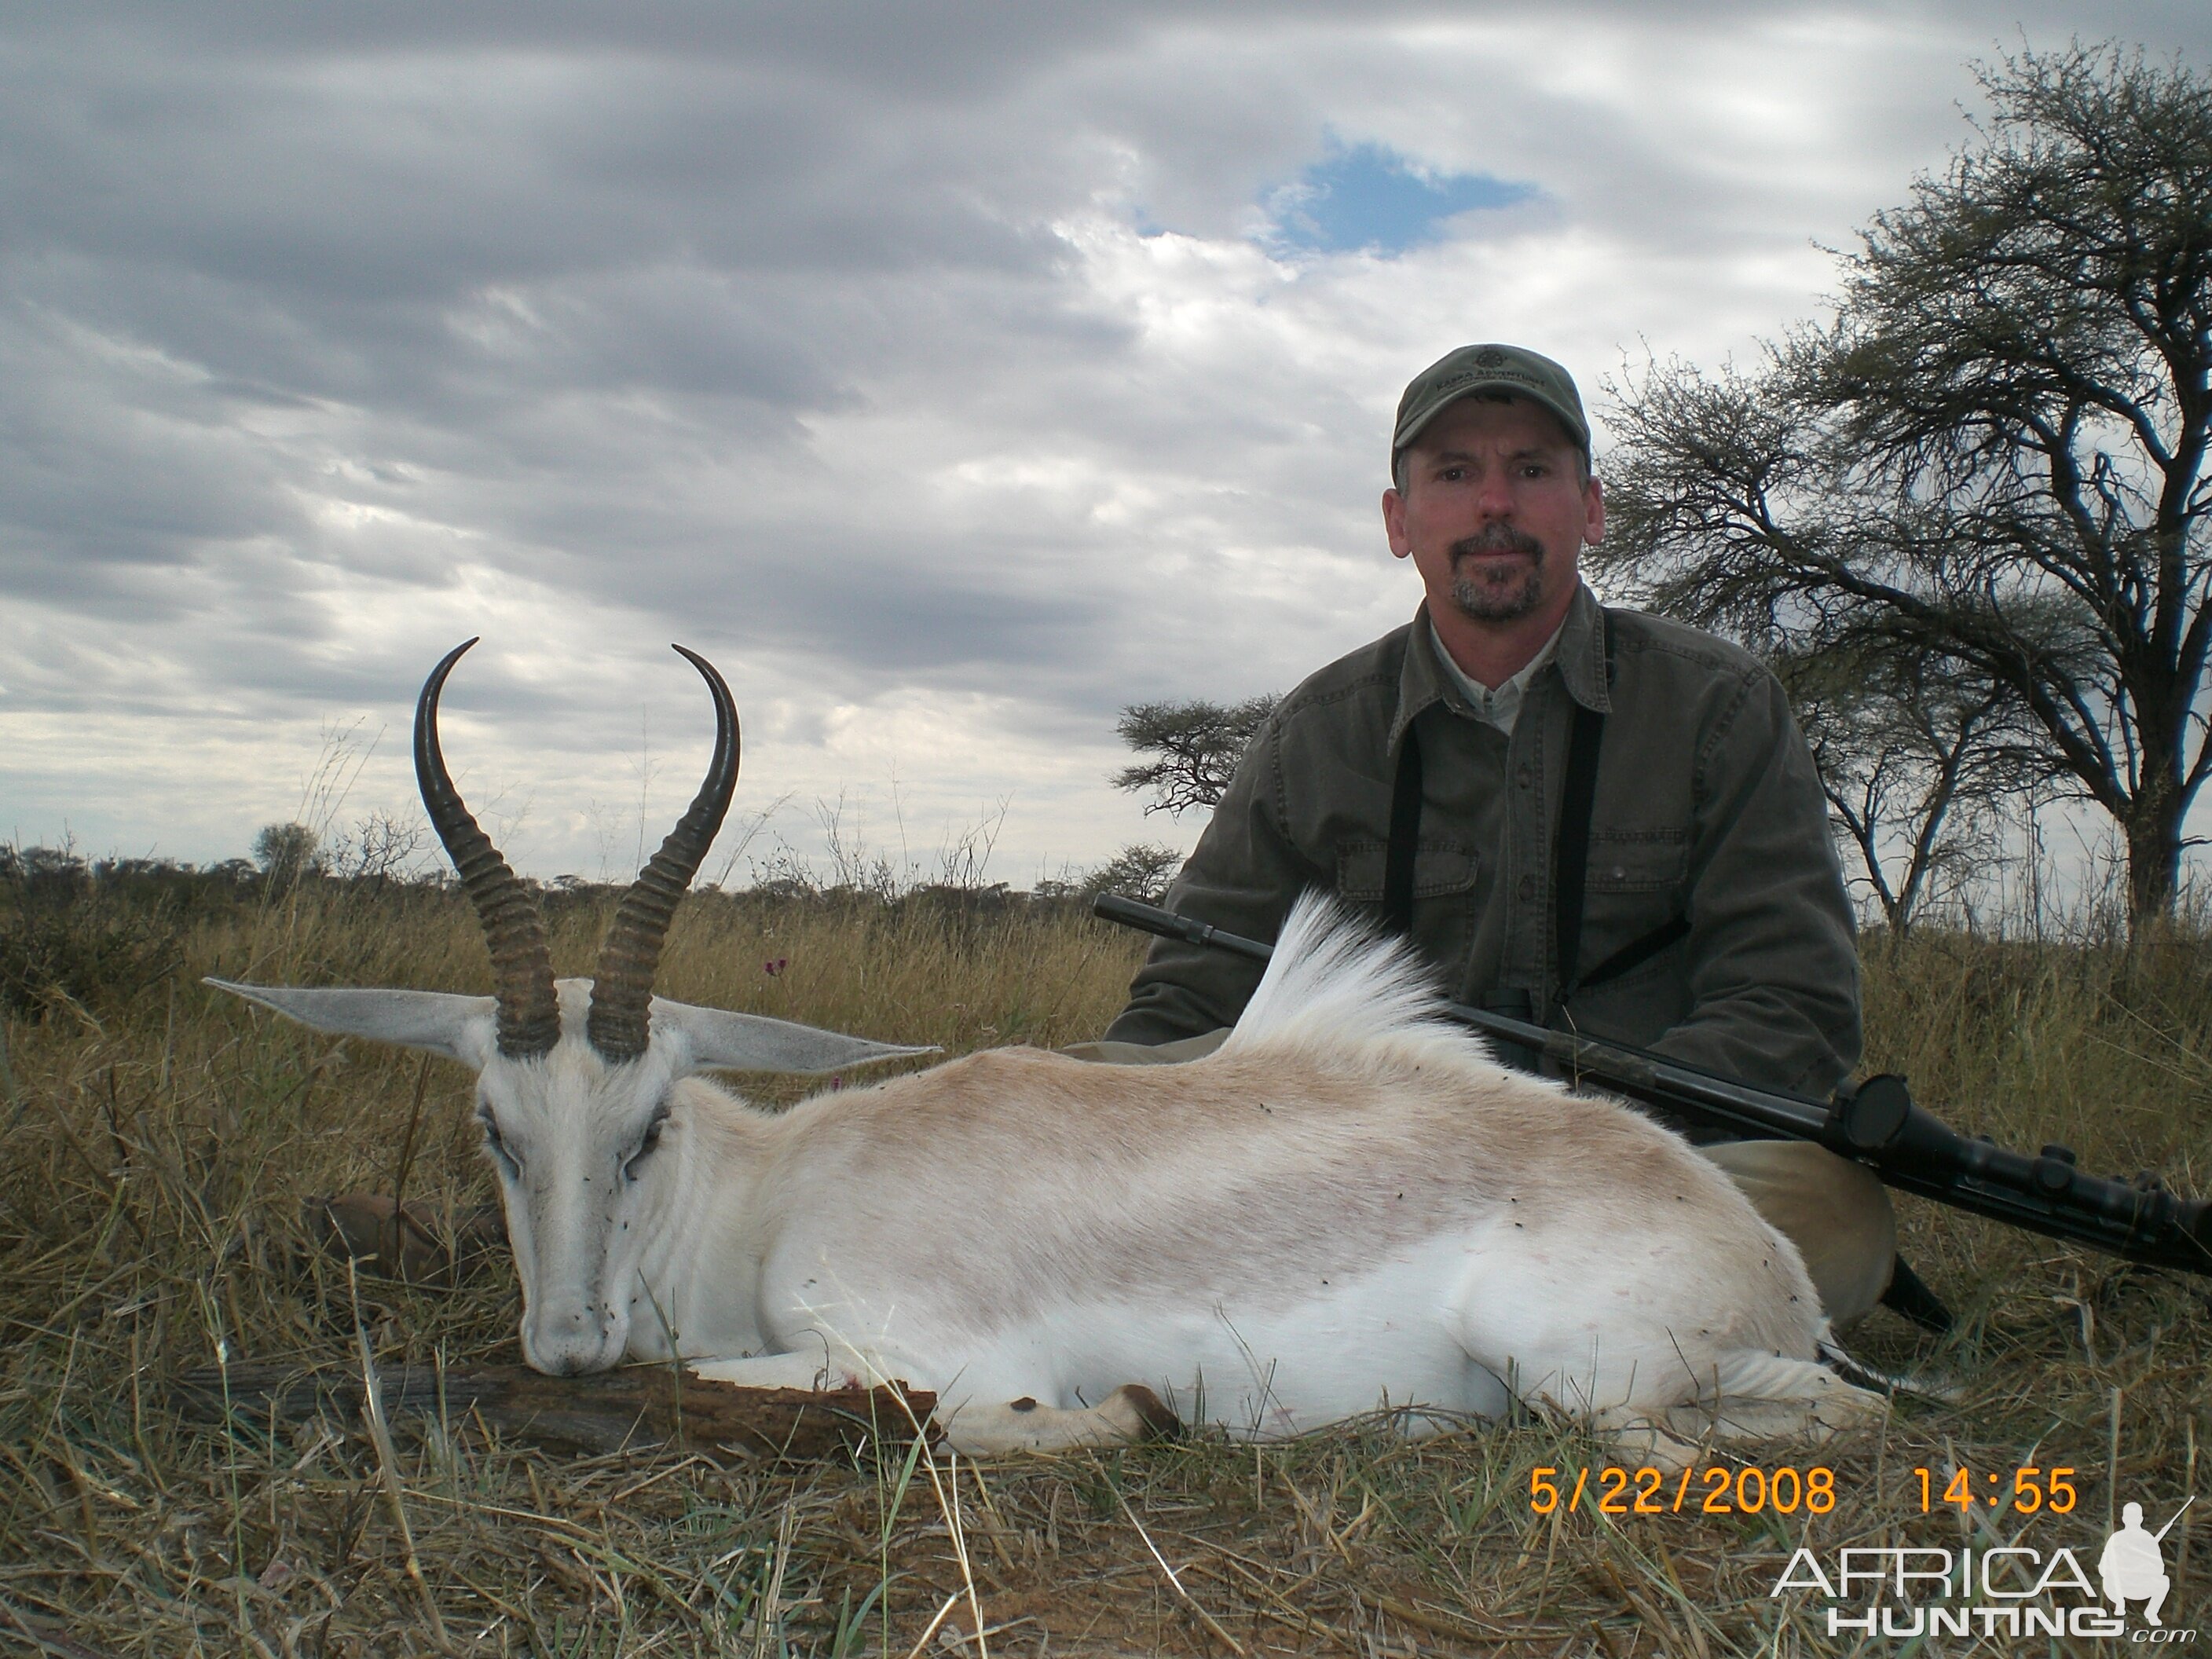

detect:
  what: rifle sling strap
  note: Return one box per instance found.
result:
[1383,610,1687,1009]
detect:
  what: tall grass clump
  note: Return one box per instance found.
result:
[0,863,2205,1655]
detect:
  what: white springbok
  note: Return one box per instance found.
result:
[212,641,1880,1460]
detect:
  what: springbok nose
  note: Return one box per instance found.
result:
[524,1299,620,1375]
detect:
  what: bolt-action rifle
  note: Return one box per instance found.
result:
[1093,893,2212,1293]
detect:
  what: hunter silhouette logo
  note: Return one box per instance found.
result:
[1771,1492,2197,1640]
[2101,1498,2192,1628]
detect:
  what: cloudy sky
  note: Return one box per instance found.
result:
[5,3,2209,888]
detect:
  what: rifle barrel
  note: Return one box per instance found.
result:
[1093,893,2212,1279]
[2154,1496,2194,1544]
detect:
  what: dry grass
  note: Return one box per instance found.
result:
[1,883,2207,1656]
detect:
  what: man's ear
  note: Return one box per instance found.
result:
[1382,485,1412,558]
[650,997,936,1075]
[206,980,497,1068]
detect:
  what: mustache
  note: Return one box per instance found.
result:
[1449,525,1546,561]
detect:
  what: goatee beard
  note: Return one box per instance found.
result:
[1448,526,1547,623]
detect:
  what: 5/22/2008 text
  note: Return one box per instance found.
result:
[1531,1464,1837,1516]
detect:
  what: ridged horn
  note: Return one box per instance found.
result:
[587,646,739,1062]
[415,639,562,1059]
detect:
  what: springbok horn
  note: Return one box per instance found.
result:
[415,639,562,1059]
[588,646,739,1062]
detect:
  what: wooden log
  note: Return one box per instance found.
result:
[171,1361,937,1459]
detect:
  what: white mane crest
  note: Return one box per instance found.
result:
[1212,889,1491,1070]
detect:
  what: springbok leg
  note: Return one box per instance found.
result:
[947,1386,1181,1454]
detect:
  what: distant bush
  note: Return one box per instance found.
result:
[0,848,187,1018]
[252,822,321,888]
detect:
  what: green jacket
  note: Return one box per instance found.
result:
[1104,584,1862,1098]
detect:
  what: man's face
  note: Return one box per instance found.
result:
[1381,396,1602,627]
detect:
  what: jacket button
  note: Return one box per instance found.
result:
[1518,874,1536,899]
[1515,764,1533,789]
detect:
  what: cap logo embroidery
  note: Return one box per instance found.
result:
[1474,346,1506,367]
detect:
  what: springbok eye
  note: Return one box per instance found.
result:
[478,1104,520,1179]
[623,1102,672,1183]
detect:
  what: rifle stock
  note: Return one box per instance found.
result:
[1093,892,2212,1280]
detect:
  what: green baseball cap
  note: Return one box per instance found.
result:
[1390,343,1590,473]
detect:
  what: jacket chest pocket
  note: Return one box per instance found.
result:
[1585,833,1687,895]
[1577,833,1689,981]
[1334,837,1479,903]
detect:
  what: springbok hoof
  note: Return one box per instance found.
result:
[1105,1383,1183,1442]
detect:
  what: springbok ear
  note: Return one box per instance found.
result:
[651,998,935,1075]
[205,980,498,1068]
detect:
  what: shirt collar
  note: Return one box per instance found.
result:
[1390,581,1610,752]
[1428,613,1562,734]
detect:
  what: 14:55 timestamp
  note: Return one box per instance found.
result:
[1915,1466,2077,1513]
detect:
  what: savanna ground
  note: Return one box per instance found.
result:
[1,870,2207,1657]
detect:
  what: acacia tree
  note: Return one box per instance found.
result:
[1096,694,1277,908]
[1599,44,2212,928]
[1079,842,1184,905]
[1111,695,1280,815]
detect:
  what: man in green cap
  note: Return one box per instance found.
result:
[1075,342,1898,1329]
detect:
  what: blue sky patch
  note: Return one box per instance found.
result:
[1266,141,1533,255]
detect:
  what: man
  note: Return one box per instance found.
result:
[1076,343,1898,1328]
